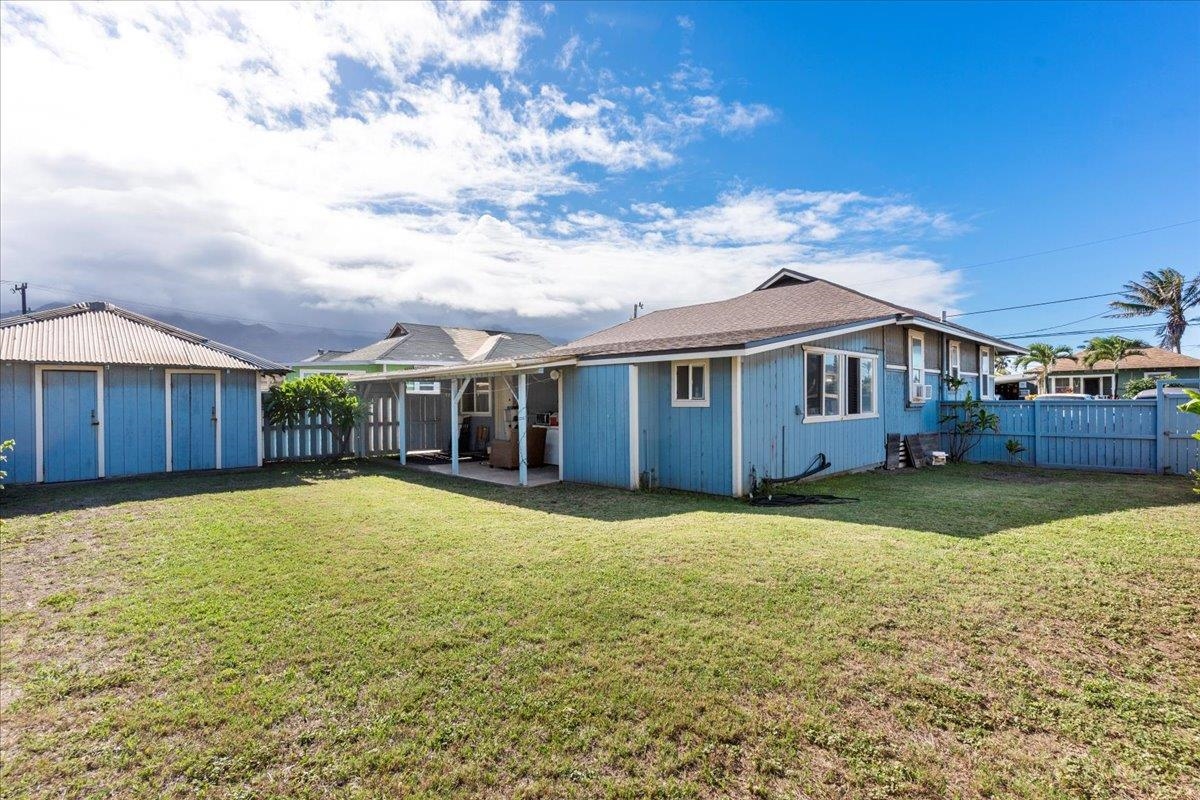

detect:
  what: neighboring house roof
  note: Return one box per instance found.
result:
[545,269,1023,358]
[1034,347,1200,373]
[295,349,351,365]
[995,372,1039,385]
[297,323,555,368]
[0,302,287,372]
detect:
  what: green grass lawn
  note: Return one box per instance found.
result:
[1,463,1197,799]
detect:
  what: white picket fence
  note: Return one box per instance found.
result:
[262,394,400,461]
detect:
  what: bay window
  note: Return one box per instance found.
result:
[804,349,878,421]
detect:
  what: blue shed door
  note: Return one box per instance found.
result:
[42,370,100,482]
[171,373,217,471]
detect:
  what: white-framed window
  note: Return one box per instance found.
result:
[948,340,961,379]
[908,330,926,402]
[461,378,491,415]
[979,347,994,399]
[1144,371,1171,379]
[406,380,441,395]
[803,348,878,421]
[672,360,710,407]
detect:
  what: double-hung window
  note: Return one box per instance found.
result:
[672,360,709,407]
[804,349,877,421]
[979,347,994,399]
[908,331,927,402]
[948,341,961,379]
[461,378,491,415]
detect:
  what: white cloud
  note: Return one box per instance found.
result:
[0,0,964,338]
[556,33,580,70]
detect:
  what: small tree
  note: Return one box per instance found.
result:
[0,439,13,489]
[264,375,365,458]
[1005,438,1027,464]
[1016,343,1073,395]
[1080,335,1148,375]
[939,375,1001,462]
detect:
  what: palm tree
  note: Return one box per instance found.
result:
[1107,268,1200,353]
[1016,342,1073,395]
[1080,335,1149,375]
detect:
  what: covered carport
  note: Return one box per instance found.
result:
[350,355,574,487]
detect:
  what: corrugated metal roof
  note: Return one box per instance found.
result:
[0,302,287,371]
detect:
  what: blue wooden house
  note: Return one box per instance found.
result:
[0,302,287,484]
[356,269,1024,495]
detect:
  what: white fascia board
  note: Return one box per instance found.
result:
[899,317,1027,355]
[578,318,898,367]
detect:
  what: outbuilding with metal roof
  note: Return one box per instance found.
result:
[0,302,287,485]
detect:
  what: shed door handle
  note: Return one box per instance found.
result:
[91,409,100,426]
[211,406,218,423]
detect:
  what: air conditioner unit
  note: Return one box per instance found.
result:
[921,384,934,400]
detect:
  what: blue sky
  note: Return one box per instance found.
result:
[1,1,1197,350]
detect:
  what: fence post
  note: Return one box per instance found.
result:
[1155,380,1166,475]
[1031,400,1040,467]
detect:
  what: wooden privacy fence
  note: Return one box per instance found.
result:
[941,380,1199,475]
[262,393,400,461]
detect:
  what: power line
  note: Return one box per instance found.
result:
[1000,323,1162,339]
[1002,311,1112,338]
[0,279,383,337]
[853,217,1200,290]
[947,291,1123,318]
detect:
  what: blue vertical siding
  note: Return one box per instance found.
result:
[883,370,943,434]
[741,330,887,488]
[221,370,260,468]
[637,358,732,495]
[561,365,630,487]
[0,362,36,484]
[105,366,166,477]
[42,370,100,482]
[171,373,218,471]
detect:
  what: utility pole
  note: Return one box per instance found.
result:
[10,282,28,314]
[631,301,643,320]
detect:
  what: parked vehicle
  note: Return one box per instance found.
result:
[1132,387,1190,400]
[1035,393,1094,400]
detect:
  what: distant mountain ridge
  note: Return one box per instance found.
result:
[4,303,377,364]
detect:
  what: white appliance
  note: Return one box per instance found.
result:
[542,426,560,466]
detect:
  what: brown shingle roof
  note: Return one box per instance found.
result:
[1042,347,1200,373]
[546,271,1020,358]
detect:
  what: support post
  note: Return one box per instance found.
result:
[557,369,564,482]
[450,377,460,475]
[397,379,407,465]
[518,372,528,487]
[731,355,743,496]
[628,364,639,490]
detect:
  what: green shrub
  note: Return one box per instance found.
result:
[1121,375,1178,398]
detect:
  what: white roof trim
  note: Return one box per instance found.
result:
[898,317,1027,354]
[754,268,819,291]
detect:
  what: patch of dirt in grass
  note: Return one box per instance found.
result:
[977,468,1059,484]
[0,508,132,760]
